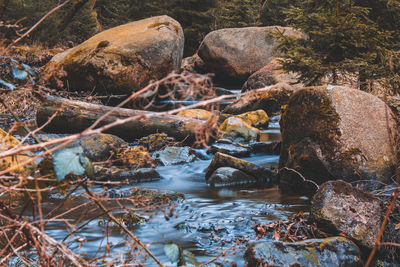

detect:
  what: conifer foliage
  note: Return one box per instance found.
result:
[276,0,397,87]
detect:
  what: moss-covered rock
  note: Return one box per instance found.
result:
[219,116,260,143]
[245,236,363,266]
[197,26,303,84]
[223,83,296,116]
[46,15,184,94]
[138,133,176,152]
[79,133,126,161]
[279,85,398,189]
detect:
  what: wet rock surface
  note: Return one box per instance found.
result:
[279,85,398,189]
[205,152,275,183]
[206,167,257,186]
[208,142,252,157]
[46,15,184,94]
[245,236,363,266]
[153,146,197,166]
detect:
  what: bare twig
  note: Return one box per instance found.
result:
[0,0,70,57]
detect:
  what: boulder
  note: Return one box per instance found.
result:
[177,109,214,120]
[219,117,259,143]
[310,181,383,249]
[245,237,362,266]
[242,59,300,92]
[46,16,184,93]
[280,85,398,188]
[152,146,197,166]
[198,26,302,83]
[223,83,296,116]
[205,152,275,183]
[79,133,126,161]
[206,167,257,186]
[208,142,252,158]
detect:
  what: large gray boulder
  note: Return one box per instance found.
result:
[46,16,184,94]
[198,26,302,83]
[279,85,398,189]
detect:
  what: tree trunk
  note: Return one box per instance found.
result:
[36,96,214,144]
[57,0,89,32]
[0,0,10,20]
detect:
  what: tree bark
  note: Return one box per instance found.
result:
[36,96,214,144]
[57,0,89,32]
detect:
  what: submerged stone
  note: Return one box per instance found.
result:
[245,236,363,266]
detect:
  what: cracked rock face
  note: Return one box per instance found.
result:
[311,180,383,249]
[46,15,184,94]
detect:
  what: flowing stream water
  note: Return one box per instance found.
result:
[6,100,311,266]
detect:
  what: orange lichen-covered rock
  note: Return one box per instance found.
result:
[219,117,260,143]
[0,128,30,173]
[236,110,269,129]
[46,15,184,94]
[177,109,214,120]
